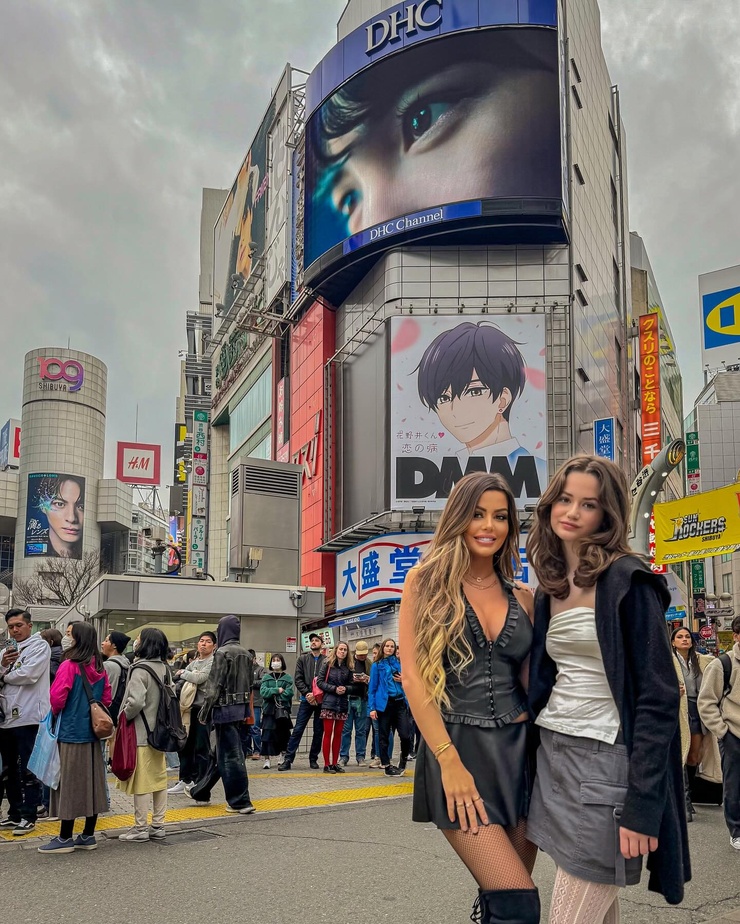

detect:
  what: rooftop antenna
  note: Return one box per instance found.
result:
[135,404,139,441]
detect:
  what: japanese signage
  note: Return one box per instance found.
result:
[188,409,209,569]
[390,316,547,511]
[686,430,701,496]
[300,628,334,652]
[653,483,740,565]
[25,473,85,559]
[639,314,661,465]
[191,485,207,518]
[648,513,667,574]
[0,419,21,470]
[336,532,432,613]
[174,423,187,484]
[691,559,706,592]
[116,442,161,486]
[191,517,206,553]
[594,417,615,462]
[192,410,209,486]
[276,377,288,450]
[38,357,85,393]
[699,264,740,370]
[215,329,250,390]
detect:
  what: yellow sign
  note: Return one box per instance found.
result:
[653,483,740,565]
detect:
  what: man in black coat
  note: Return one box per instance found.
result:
[278,634,327,771]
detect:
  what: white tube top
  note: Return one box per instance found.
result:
[535,606,621,745]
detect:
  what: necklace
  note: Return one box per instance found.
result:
[463,573,498,590]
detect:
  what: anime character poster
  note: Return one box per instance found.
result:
[304,22,560,269]
[213,100,276,316]
[390,316,547,510]
[25,473,85,559]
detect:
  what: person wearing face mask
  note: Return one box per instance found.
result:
[259,655,294,769]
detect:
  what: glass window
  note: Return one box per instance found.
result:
[230,365,272,455]
[721,553,733,563]
[723,573,733,596]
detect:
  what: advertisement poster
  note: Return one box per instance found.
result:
[653,482,740,565]
[25,473,85,559]
[390,316,547,510]
[336,532,433,613]
[639,314,661,465]
[304,3,560,270]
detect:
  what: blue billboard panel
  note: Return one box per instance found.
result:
[303,0,562,282]
[594,417,615,461]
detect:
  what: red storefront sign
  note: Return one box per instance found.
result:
[639,314,661,466]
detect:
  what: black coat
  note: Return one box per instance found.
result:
[528,555,690,905]
[317,662,356,714]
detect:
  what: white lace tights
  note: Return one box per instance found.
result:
[548,868,621,924]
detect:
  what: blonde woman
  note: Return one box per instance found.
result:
[399,472,538,924]
[317,642,355,773]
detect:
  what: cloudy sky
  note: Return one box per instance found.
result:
[1,0,737,481]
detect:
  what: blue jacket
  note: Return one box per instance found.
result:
[368,657,407,714]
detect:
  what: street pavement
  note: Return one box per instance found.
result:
[2,758,740,923]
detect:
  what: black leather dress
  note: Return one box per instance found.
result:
[412,580,533,829]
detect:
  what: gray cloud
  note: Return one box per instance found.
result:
[0,0,735,483]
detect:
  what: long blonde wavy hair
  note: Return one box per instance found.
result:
[527,455,635,599]
[412,472,519,709]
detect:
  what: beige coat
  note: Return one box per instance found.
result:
[674,651,722,784]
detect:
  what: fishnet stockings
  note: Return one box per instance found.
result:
[443,818,536,891]
[548,868,620,924]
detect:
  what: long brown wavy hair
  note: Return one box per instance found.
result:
[527,455,634,599]
[412,472,519,709]
[325,641,355,672]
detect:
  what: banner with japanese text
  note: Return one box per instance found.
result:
[336,532,432,613]
[639,314,661,465]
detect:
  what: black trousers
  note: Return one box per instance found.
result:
[720,730,740,838]
[189,722,251,809]
[378,698,412,767]
[179,718,211,785]
[0,725,41,823]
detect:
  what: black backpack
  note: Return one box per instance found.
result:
[720,652,734,701]
[133,663,187,752]
[109,659,129,725]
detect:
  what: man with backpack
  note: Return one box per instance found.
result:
[698,614,740,849]
[102,631,131,724]
[188,615,256,815]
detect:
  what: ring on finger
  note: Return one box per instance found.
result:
[472,796,483,802]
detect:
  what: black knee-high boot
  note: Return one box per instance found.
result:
[471,888,541,924]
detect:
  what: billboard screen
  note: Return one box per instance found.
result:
[653,482,740,565]
[699,263,740,370]
[304,0,561,277]
[213,99,276,316]
[390,315,547,510]
[24,473,85,559]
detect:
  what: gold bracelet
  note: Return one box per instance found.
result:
[434,741,453,759]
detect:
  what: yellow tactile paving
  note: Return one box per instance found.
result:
[0,780,413,841]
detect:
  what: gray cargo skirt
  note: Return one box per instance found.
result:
[527,728,643,886]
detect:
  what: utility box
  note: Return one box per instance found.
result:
[229,458,301,584]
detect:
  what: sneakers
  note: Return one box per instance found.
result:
[73,834,98,850]
[225,803,256,814]
[37,807,49,819]
[13,819,36,836]
[368,757,382,769]
[263,759,271,769]
[333,763,346,774]
[38,836,75,854]
[323,765,337,774]
[309,760,320,770]
[149,826,166,840]
[731,836,740,850]
[339,757,349,767]
[356,757,366,766]
[167,780,190,795]
[385,765,404,776]
[277,759,292,771]
[194,799,211,806]
[0,817,20,828]
[119,827,150,842]
[408,751,416,761]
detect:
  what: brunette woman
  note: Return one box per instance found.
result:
[399,472,538,924]
[671,626,716,820]
[526,455,690,923]
[368,639,413,777]
[317,642,354,773]
[259,654,294,769]
[38,622,112,854]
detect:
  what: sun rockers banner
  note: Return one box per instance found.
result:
[653,482,740,565]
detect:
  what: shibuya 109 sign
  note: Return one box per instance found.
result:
[38,357,85,393]
[336,533,433,613]
[390,315,547,510]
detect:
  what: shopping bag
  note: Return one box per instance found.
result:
[28,710,61,790]
[110,712,137,781]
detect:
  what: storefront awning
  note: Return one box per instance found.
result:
[328,610,383,629]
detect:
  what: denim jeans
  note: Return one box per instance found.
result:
[189,722,251,809]
[370,715,393,761]
[0,725,42,823]
[284,699,323,763]
[245,707,262,755]
[340,698,368,761]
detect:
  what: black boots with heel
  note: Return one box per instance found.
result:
[470,888,541,924]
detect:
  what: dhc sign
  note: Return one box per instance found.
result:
[366,0,443,53]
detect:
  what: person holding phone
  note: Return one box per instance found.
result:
[259,655,294,769]
[339,641,372,767]
[368,638,412,777]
